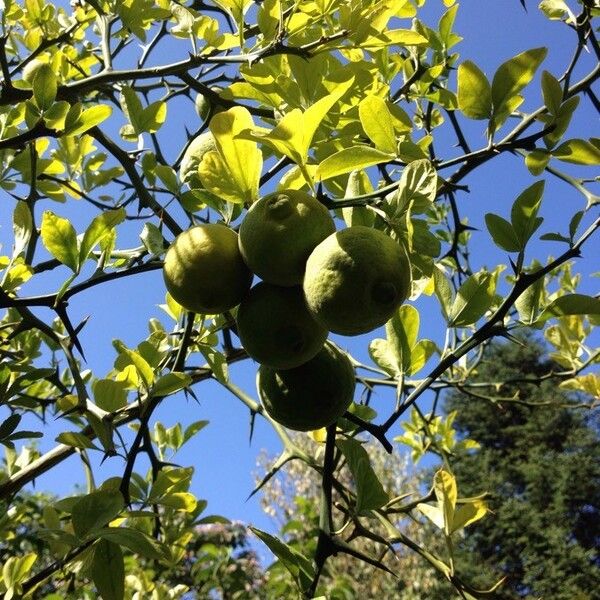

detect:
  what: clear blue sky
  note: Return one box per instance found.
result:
[1,0,598,560]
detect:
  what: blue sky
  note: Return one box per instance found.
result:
[1,0,599,559]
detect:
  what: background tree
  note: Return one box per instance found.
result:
[255,433,444,599]
[0,0,599,598]
[439,336,600,599]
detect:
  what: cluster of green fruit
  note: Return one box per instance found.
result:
[163,189,411,431]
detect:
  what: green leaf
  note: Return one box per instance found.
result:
[140,222,165,255]
[154,164,179,195]
[71,490,124,539]
[448,272,496,327]
[250,527,315,591]
[457,60,492,119]
[210,107,262,202]
[416,502,445,530]
[32,63,57,111]
[410,339,436,375]
[91,540,124,600]
[151,372,192,396]
[40,210,79,272]
[13,201,33,258]
[541,70,563,116]
[387,304,420,374]
[510,180,545,248]
[79,208,126,267]
[114,342,155,389]
[337,438,389,513]
[317,146,394,181]
[92,378,128,412]
[239,75,354,171]
[433,265,454,320]
[358,95,397,154]
[374,29,428,47]
[2,553,37,590]
[433,469,457,535]
[56,431,101,450]
[342,170,375,227]
[63,104,112,136]
[0,414,21,440]
[368,338,400,377]
[537,294,600,322]
[515,274,544,324]
[159,492,198,512]
[491,47,547,115]
[96,527,164,560]
[451,499,487,533]
[119,86,144,135]
[138,100,167,134]
[525,149,550,176]
[544,96,579,149]
[148,467,194,501]
[484,213,520,252]
[44,100,70,130]
[392,158,438,216]
[539,0,575,21]
[553,139,600,165]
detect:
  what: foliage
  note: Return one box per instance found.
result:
[0,0,599,598]
[438,336,600,599]
[255,434,443,599]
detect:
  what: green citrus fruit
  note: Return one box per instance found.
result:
[163,224,252,314]
[238,190,335,286]
[236,282,328,370]
[194,86,224,121]
[179,132,216,187]
[303,226,411,336]
[257,341,355,431]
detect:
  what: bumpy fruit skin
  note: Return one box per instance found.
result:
[303,226,411,336]
[236,282,328,370]
[163,224,252,314]
[257,342,355,431]
[178,132,216,187]
[238,190,335,286]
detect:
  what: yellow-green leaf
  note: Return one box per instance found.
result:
[40,211,79,272]
[457,60,492,120]
[553,139,600,165]
[79,208,126,266]
[317,145,395,181]
[210,107,262,202]
[359,95,397,154]
[491,47,547,114]
[32,63,57,111]
[451,499,488,533]
[433,469,457,536]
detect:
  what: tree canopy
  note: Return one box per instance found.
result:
[0,0,599,598]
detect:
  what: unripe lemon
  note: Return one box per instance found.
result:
[236,282,328,370]
[303,226,411,336]
[238,190,335,286]
[179,132,216,188]
[163,224,252,314]
[257,342,355,431]
[194,86,224,121]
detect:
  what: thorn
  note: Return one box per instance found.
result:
[249,410,256,445]
[499,330,527,347]
[55,305,86,360]
[509,256,519,275]
[184,386,199,403]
